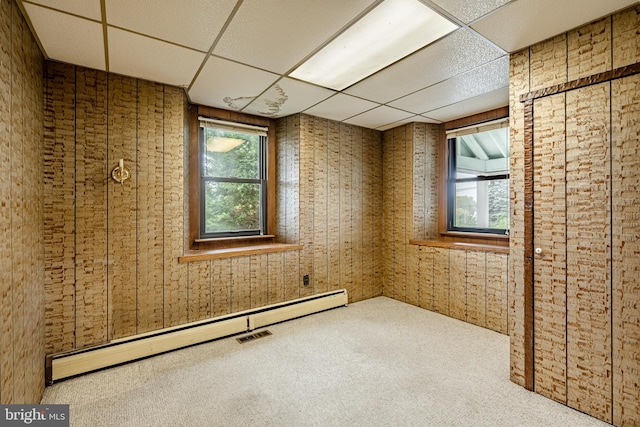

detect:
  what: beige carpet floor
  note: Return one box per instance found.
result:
[42,297,608,426]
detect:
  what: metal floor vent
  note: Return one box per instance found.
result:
[236,330,272,344]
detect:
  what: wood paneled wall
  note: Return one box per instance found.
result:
[382,123,510,335]
[509,5,640,425]
[0,0,45,404]
[44,62,188,353]
[275,114,383,303]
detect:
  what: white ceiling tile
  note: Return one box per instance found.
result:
[108,28,205,87]
[471,0,639,52]
[345,105,413,129]
[429,0,512,24]
[242,78,335,118]
[389,56,508,114]
[24,0,101,20]
[304,94,379,122]
[24,4,105,70]
[189,56,280,111]
[105,0,237,51]
[345,28,504,103]
[424,86,509,122]
[377,115,440,131]
[213,0,377,74]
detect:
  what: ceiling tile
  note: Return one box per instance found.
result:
[377,114,441,131]
[24,0,101,20]
[189,56,280,111]
[105,0,237,51]
[213,0,377,74]
[303,94,379,122]
[242,78,335,118]
[471,0,638,52]
[428,0,511,24]
[23,3,105,70]
[108,28,205,87]
[424,86,509,122]
[389,56,508,114]
[345,28,504,104]
[345,105,413,129]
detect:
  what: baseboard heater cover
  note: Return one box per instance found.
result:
[45,289,348,384]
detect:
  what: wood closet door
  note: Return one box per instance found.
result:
[532,83,612,423]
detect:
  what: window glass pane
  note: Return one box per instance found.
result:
[203,181,261,233]
[454,178,509,230]
[455,127,509,178]
[203,127,259,179]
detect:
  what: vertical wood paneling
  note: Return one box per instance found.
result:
[136,80,165,333]
[567,17,612,81]
[370,129,384,298]
[188,261,211,322]
[486,253,508,334]
[11,8,26,402]
[412,124,426,238]
[327,120,341,292]
[298,115,314,297]
[267,252,285,304]
[163,85,187,327]
[533,93,567,403]
[211,258,232,317]
[231,257,251,313]
[250,254,268,308]
[530,35,567,91]
[432,247,450,315]
[339,124,353,301]
[43,62,76,353]
[612,74,640,426]
[352,126,363,303]
[418,246,434,310]
[449,250,467,321]
[565,84,612,422]
[508,47,530,388]
[363,128,381,300]
[612,5,640,68]
[284,251,300,301]
[1,0,44,404]
[393,126,407,302]
[382,130,394,297]
[74,68,108,348]
[312,117,329,295]
[406,244,419,307]
[466,251,486,328]
[107,74,138,340]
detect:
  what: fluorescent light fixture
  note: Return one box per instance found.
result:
[290,0,457,90]
[207,137,246,152]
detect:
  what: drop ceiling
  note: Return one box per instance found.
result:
[19,0,638,130]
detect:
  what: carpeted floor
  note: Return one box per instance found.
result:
[42,297,608,426]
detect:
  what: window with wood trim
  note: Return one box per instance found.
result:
[199,117,267,238]
[446,119,510,235]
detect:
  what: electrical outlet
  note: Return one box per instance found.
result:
[303,274,309,286]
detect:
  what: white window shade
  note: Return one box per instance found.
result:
[199,116,268,136]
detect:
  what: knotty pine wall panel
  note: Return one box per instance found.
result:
[381,122,510,334]
[74,68,108,349]
[612,74,640,426]
[508,47,530,388]
[565,84,612,422]
[44,63,188,353]
[187,261,211,322]
[567,17,612,81]
[275,114,383,303]
[612,5,640,68]
[532,93,567,404]
[211,258,232,317]
[0,0,44,404]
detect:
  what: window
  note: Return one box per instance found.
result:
[446,121,509,235]
[199,117,267,239]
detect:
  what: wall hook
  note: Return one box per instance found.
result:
[112,158,131,184]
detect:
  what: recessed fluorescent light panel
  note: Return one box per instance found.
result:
[290,0,458,91]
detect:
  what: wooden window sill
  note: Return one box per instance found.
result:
[178,243,303,263]
[410,239,509,254]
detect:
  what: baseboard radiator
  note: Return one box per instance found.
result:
[46,289,348,384]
